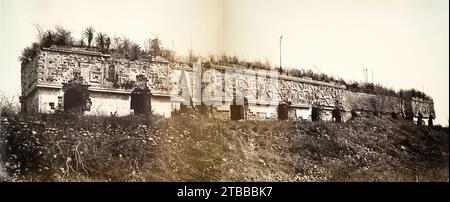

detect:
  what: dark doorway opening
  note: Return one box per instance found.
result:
[64,87,85,113]
[131,91,148,115]
[391,111,398,119]
[277,103,289,120]
[428,115,434,126]
[332,108,342,122]
[311,107,322,122]
[417,112,423,125]
[62,75,91,114]
[230,104,244,120]
[351,110,358,119]
[230,98,248,120]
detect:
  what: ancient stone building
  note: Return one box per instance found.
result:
[20,46,435,123]
[20,46,178,117]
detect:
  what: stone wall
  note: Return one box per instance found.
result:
[151,96,173,118]
[247,105,278,120]
[211,105,230,119]
[87,91,131,116]
[290,106,312,121]
[278,78,345,108]
[411,98,435,118]
[177,66,349,121]
[21,47,181,118]
[344,92,401,114]
[22,47,176,95]
[21,46,435,122]
[38,88,62,114]
[25,90,39,113]
[21,57,39,97]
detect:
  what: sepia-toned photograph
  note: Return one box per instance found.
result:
[0,0,448,187]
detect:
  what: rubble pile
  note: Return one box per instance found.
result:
[146,115,448,182]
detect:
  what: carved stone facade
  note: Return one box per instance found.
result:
[20,46,435,122]
[20,46,177,117]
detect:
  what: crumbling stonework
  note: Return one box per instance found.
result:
[21,46,435,123]
[21,46,177,117]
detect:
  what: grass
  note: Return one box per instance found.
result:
[0,113,448,182]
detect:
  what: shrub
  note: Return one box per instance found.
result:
[0,114,156,181]
[368,94,390,118]
[0,92,20,117]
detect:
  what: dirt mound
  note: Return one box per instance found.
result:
[145,116,448,181]
[1,114,448,181]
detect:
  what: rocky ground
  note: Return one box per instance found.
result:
[0,113,448,182]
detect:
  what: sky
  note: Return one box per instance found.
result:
[0,0,223,95]
[222,0,449,125]
[1,0,448,125]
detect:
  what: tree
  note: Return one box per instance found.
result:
[188,49,198,63]
[0,91,20,117]
[40,30,56,48]
[105,37,111,51]
[83,26,95,48]
[148,38,162,56]
[129,43,141,61]
[19,43,40,64]
[121,38,131,54]
[78,39,85,47]
[112,37,131,56]
[96,32,106,51]
[112,36,122,50]
[161,49,176,61]
[54,25,73,46]
[369,94,389,118]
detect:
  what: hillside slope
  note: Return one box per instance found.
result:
[0,114,448,181]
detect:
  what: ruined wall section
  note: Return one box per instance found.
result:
[111,58,174,94]
[343,91,434,120]
[25,90,39,113]
[20,47,178,116]
[344,92,401,114]
[21,56,40,96]
[410,98,435,118]
[20,47,435,120]
[87,91,131,116]
[172,65,435,121]
[189,66,347,117]
[21,47,175,95]
[278,78,345,108]
[29,48,111,87]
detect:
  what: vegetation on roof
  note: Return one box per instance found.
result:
[20,25,176,64]
[201,54,432,101]
[20,25,432,101]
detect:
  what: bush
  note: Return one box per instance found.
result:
[399,89,432,101]
[0,92,20,117]
[0,114,156,181]
[368,94,390,118]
